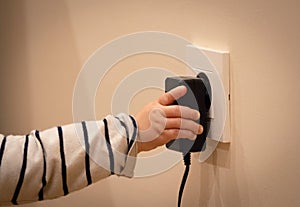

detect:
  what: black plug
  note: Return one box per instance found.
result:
[165,74,211,153]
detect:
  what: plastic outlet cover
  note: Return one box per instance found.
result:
[185,45,231,162]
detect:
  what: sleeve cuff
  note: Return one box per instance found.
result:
[114,113,139,178]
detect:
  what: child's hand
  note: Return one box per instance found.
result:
[134,86,203,153]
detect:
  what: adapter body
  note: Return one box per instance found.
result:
[165,76,211,153]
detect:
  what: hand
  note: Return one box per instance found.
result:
[134,86,203,153]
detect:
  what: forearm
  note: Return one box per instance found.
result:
[0,113,138,205]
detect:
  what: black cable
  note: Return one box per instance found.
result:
[178,152,191,207]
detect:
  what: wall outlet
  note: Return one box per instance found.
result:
[186,45,231,143]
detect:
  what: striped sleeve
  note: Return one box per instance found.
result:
[0,113,138,205]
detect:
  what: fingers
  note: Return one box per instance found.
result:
[163,105,200,120]
[160,129,197,142]
[158,85,200,119]
[158,86,187,105]
[165,118,203,134]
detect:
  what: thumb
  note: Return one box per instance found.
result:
[158,85,187,106]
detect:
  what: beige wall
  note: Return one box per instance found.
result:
[1,0,300,206]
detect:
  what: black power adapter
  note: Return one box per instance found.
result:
[165,73,211,207]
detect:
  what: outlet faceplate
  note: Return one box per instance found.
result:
[185,45,231,162]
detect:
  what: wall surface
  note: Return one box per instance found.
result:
[1,0,300,207]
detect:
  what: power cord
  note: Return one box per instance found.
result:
[178,152,191,207]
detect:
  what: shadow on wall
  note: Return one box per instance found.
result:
[197,140,254,207]
[198,143,236,207]
[197,102,262,207]
[0,0,32,135]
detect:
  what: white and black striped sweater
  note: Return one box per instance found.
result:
[0,113,138,205]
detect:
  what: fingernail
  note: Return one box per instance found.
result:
[198,125,203,134]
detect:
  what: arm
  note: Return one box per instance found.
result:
[0,86,203,205]
[0,113,137,205]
